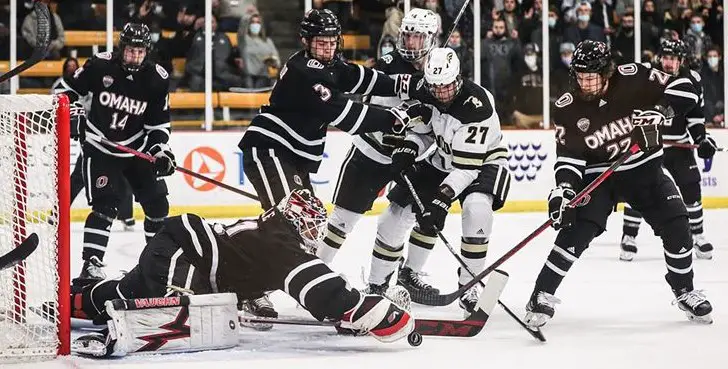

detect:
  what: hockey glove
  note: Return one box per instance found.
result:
[69,100,86,141]
[548,185,576,230]
[147,143,177,177]
[417,185,455,232]
[389,100,433,134]
[631,108,665,152]
[390,140,418,178]
[697,134,717,159]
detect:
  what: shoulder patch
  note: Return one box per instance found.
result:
[381,54,394,64]
[95,51,112,60]
[689,69,701,82]
[306,59,324,69]
[463,95,483,109]
[155,64,169,79]
[640,62,652,68]
[617,63,638,75]
[554,93,573,108]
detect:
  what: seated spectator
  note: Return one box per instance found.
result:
[184,16,243,92]
[238,13,280,89]
[512,43,543,129]
[446,30,471,80]
[701,47,724,127]
[22,0,64,60]
[683,14,713,60]
[563,2,606,45]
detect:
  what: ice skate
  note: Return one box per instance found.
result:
[672,288,713,324]
[458,283,481,317]
[339,294,414,343]
[72,256,106,287]
[693,234,713,260]
[619,234,638,261]
[240,294,278,318]
[398,266,440,304]
[524,291,561,328]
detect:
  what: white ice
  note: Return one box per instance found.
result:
[22,210,728,369]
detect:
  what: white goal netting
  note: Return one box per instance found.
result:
[0,94,70,362]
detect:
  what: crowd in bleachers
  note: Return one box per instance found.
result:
[0,0,723,128]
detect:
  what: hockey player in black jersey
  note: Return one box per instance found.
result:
[238,9,431,316]
[70,189,415,357]
[315,8,440,296]
[620,39,718,261]
[56,23,176,284]
[525,41,712,328]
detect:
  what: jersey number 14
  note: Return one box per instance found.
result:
[110,112,129,130]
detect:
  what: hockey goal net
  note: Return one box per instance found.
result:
[0,94,70,362]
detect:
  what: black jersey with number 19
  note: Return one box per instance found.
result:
[552,62,699,189]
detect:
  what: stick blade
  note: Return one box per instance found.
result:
[0,233,40,271]
[33,1,52,51]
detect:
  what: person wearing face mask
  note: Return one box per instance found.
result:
[563,2,606,46]
[700,47,724,128]
[238,13,280,88]
[446,29,471,79]
[683,15,713,61]
[482,18,522,124]
[612,12,636,63]
[512,43,544,128]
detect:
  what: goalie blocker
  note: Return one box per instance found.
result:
[72,189,416,357]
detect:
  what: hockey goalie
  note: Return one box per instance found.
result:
[71,189,415,357]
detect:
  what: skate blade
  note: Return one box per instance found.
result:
[524,312,550,328]
[687,312,713,324]
[619,251,636,262]
[694,250,713,260]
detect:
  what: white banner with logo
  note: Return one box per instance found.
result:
[69,129,728,216]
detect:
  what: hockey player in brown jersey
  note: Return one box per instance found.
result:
[620,39,718,261]
[70,189,415,357]
[524,41,712,328]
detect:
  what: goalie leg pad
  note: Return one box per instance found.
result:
[103,293,239,357]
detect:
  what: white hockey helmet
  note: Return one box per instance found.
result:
[424,47,462,104]
[397,8,439,62]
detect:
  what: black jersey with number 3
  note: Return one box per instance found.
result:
[55,51,171,157]
[552,63,699,189]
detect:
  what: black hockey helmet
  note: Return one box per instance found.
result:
[659,39,688,59]
[118,23,151,73]
[299,9,342,63]
[569,40,614,100]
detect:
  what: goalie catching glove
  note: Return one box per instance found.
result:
[146,143,177,176]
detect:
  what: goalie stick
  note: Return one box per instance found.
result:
[239,270,509,339]
[401,174,546,342]
[0,233,39,271]
[0,1,50,84]
[405,144,641,307]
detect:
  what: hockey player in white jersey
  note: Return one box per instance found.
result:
[367,48,510,314]
[316,8,442,295]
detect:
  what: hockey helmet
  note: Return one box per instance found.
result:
[658,39,687,75]
[277,189,328,253]
[398,8,439,62]
[424,47,462,104]
[300,9,342,64]
[118,23,151,73]
[570,40,614,100]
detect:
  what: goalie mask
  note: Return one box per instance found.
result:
[277,189,328,253]
[424,47,462,105]
[570,40,614,101]
[118,23,151,73]
[397,8,439,62]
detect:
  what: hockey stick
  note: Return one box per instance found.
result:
[97,137,260,201]
[410,144,641,307]
[0,1,50,84]
[0,233,39,271]
[401,175,546,342]
[441,0,473,47]
[663,141,725,152]
[239,270,509,339]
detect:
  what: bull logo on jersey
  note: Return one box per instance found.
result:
[577,118,590,132]
[102,75,114,88]
[507,142,548,182]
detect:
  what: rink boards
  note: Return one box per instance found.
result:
[69,129,728,220]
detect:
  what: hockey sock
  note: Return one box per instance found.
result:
[404,226,436,272]
[686,201,704,235]
[660,217,694,291]
[369,237,403,286]
[535,223,597,294]
[141,196,169,242]
[458,237,488,285]
[622,205,642,238]
[317,207,361,264]
[82,210,114,261]
[144,215,165,242]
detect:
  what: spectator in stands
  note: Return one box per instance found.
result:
[519,0,542,45]
[533,5,564,68]
[239,13,280,89]
[664,0,693,35]
[56,0,103,31]
[21,0,64,60]
[640,0,662,55]
[323,0,353,29]
[377,34,396,60]
[512,43,543,129]
[697,0,723,47]
[218,0,258,32]
[447,29,471,80]
[420,0,443,36]
[381,2,404,45]
[550,42,574,99]
[167,5,204,58]
[481,18,522,125]
[701,46,724,127]
[612,11,636,63]
[499,0,521,40]
[184,15,242,92]
[563,2,606,45]
[683,14,713,60]
[51,57,92,110]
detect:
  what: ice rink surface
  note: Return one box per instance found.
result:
[23,210,728,369]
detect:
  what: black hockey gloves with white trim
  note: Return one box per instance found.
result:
[631,108,665,152]
[389,100,432,134]
[390,140,418,178]
[548,185,576,230]
[147,143,177,177]
[697,133,717,159]
[417,185,455,232]
[69,100,86,140]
